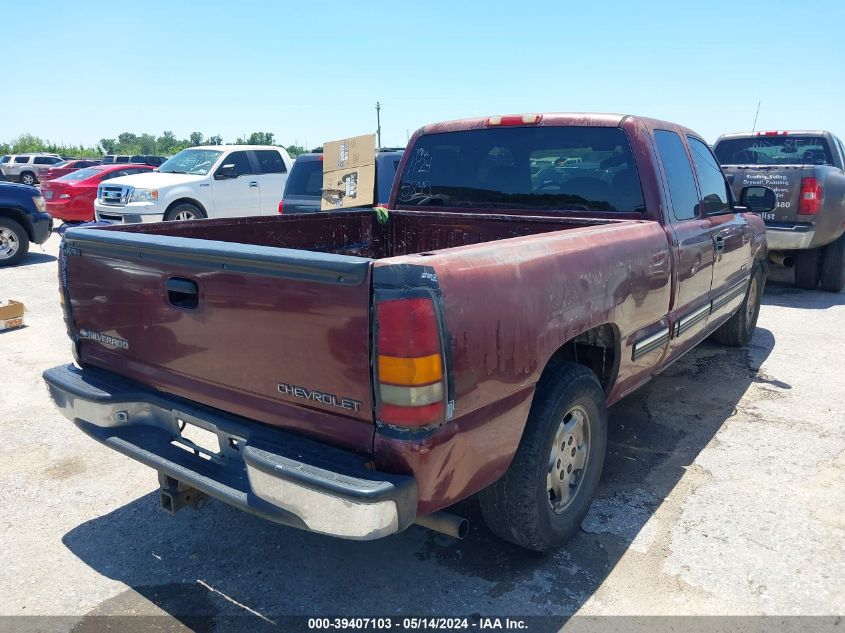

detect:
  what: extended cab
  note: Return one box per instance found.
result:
[714,130,845,291]
[94,145,292,223]
[0,181,53,266]
[44,114,772,551]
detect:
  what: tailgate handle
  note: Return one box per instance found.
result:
[166,278,199,309]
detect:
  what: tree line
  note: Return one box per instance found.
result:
[1,132,307,158]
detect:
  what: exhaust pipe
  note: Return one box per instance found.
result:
[769,252,795,268]
[415,511,469,539]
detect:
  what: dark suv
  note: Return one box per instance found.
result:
[280,148,404,214]
[0,182,53,266]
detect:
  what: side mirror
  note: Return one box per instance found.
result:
[214,164,235,180]
[739,186,776,213]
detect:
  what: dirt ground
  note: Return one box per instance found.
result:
[1,230,842,631]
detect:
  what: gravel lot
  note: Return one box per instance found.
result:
[1,229,843,631]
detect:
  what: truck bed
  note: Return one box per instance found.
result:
[106,208,623,258]
[61,210,629,456]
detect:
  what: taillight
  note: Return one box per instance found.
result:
[375,297,446,427]
[58,240,81,364]
[277,199,284,214]
[799,177,823,214]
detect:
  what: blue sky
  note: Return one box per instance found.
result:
[2,0,843,148]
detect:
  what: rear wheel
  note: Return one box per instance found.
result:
[794,248,821,290]
[479,363,607,552]
[0,218,30,267]
[819,234,845,293]
[712,264,764,347]
[19,171,36,186]
[164,202,205,222]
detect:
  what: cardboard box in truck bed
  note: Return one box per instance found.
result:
[321,134,376,211]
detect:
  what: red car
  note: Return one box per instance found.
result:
[41,164,154,222]
[37,159,101,182]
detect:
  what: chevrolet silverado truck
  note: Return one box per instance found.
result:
[714,130,845,292]
[44,113,773,551]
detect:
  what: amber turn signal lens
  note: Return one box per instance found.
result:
[378,353,442,386]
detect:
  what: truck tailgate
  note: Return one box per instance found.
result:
[61,228,376,454]
[723,164,809,222]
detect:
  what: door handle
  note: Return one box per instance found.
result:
[249,181,259,188]
[714,235,725,253]
[166,277,199,309]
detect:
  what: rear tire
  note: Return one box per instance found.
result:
[712,264,764,347]
[479,363,607,552]
[164,202,205,222]
[819,234,845,293]
[0,218,30,267]
[794,248,821,290]
[19,171,36,186]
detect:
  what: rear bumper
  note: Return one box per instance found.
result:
[43,364,418,540]
[765,222,815,251]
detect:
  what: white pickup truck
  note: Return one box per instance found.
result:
[94,145,292,223]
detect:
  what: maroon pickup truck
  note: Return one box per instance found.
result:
[43,113,773,551]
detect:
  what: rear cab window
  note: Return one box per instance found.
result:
[395,126,645,213]
[714,136,833,166]
[285,157,323,197]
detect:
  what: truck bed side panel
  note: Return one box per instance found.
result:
[372,221,672,513]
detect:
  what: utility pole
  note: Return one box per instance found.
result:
[375,102,382,148]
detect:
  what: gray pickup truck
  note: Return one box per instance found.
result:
[714,130,845,292]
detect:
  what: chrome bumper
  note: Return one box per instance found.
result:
[766,223,815,251]
[43,364,417,540]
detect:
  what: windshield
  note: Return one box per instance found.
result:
[714,136,833,166]
[57,168,100,182]
[159,149,223,175]
[50,161,70,168]
[396,126,644,213]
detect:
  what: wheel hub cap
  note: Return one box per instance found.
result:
[746,276,758,323]
[0,228,18,259]
[547,404,590,513]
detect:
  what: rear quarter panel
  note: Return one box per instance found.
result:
[373,220,671,513]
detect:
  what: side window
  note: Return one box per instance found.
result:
[34,156,52,165]
[687,137,730,215]
[835,137,845,169]
[654,130,700,221]
[15,156,29,164]
[254,150,286,174]
[221,151,253,177]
